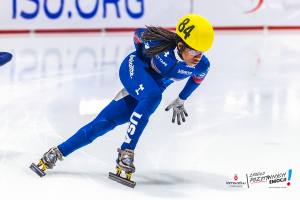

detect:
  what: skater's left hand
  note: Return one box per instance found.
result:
[165,96,188,125]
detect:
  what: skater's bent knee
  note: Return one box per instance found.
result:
[143,88,162,114]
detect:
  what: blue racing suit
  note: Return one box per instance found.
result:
[0,52,13,67]
[58,28,210,156]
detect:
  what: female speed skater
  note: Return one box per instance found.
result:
[0,52,13,67]
[30,14,214,187]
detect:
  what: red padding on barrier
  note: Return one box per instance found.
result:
[105,28,139,32]
[0,30,30,34]
[35,29,102,33]
[268,26,300,30]
[213,26,264,30]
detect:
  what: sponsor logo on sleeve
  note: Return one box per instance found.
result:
[156,55,167,66]
[128,54,136,78]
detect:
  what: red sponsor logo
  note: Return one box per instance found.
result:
[234,174,238,181]
[244,0,263,14]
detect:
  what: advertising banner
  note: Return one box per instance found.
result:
[0,0,300,30]
[0,0,190,30]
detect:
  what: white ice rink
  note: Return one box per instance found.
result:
[0,30,299,200]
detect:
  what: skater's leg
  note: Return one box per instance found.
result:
[120,88,161,150]
[119,52,162,151]
[109,52,163,187]
[58,89,138,157]
[29,146,64,177]
[30,88,138,177]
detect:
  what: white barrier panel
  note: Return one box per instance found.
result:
[193,0,300,27]
[0,0,190,29]
[266,0,300,26]
[193,0,267,26]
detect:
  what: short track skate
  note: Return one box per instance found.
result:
[109,167,136,188]
[30,147,63,177]
[30,159,48,177]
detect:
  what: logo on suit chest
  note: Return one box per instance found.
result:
[186,65,195,69]
[164,51,170,57]
[177,69,192,75]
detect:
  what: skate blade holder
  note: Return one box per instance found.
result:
[29,159,47,178]
[108,167,136,188]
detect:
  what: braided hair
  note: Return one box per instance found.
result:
[141,26,186,58]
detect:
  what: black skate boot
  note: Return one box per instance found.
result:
[30,146,63,177]
[109,148,136,188]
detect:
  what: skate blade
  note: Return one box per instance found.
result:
[30,163,46,177]
[109,172,136,188]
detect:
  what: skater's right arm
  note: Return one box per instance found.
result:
[0,52,13,67]
[133,28,146,51]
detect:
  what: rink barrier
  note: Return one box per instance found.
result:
[2,26,300,34]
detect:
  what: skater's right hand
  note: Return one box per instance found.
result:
[165,96,188,125]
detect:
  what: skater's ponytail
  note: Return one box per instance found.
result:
[141,26,185,58]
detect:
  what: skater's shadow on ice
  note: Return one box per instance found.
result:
[47,170,108,179]
[45,169,242,198]
[0,151,24,161]
[48,170,231,188]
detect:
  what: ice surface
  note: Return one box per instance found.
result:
[0,31,299,199]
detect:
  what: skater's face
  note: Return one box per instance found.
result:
[178,42,203,67]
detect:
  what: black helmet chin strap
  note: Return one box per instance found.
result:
[178,43,186,60]
[174,34,186,60]
[179,43,186,53]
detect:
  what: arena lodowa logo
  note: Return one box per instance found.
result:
[244,0,264,14]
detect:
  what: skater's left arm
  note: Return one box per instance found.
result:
[179,72,208,100]
[179,58,210,100]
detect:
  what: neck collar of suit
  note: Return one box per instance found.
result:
[174,47,184,62]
